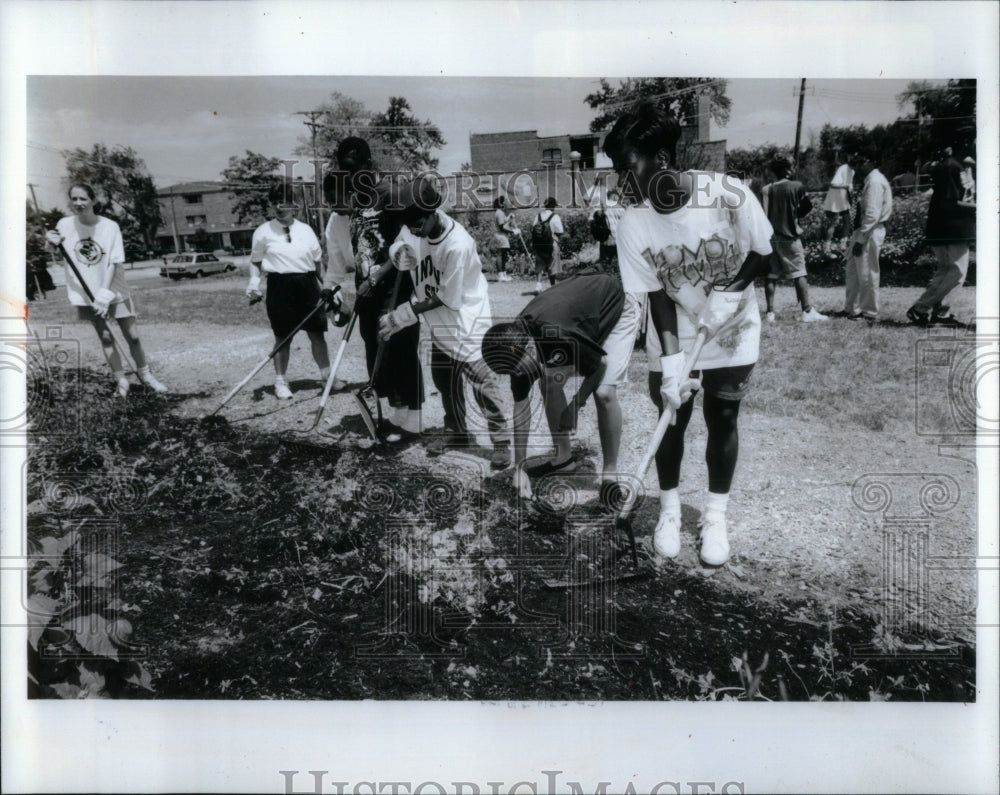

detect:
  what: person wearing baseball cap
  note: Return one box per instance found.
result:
[377,175,512,469]
[321,138,424,440]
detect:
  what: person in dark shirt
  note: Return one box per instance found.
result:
[906,147,976,326]
[481,267,631,499]
[761,157,827,322]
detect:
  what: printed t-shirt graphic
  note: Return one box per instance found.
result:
[410,211,492,363]
[616,172,773,369]
[55,215,128,306]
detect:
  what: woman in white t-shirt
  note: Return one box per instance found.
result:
[45,183,168,397]
[492,196,516,282]
[246,180,330,400]
[605,101,773,568]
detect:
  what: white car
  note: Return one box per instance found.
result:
[160,253,236,280]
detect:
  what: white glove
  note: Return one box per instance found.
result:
[672,282,709,318]
[389,242,418,272]
[514,465,533,501]
[696,289,742,337]
[45,230,65,248]
[659,352,700,424]
[378,301,418,341]
[92,288,116,318]
[246,275,262,300]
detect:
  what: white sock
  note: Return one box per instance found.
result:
[113,370,127,382]
[402,409,422,433]
[275,375,288,384]
[705,491,729,517]
[660,488,680,517]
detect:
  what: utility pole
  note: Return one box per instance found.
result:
[27,183,41,214]
[793,78,806,170]
[295,110,326,235]
[167,186,181,254]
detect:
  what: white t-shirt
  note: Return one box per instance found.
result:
[250,218,321,275]
[616,172,773,370]
[56,215,129,307]
[822,163,854,213]
[535,210,565,237]
[411,210,493,362]
[323,211,354,288]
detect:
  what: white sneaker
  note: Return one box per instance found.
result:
[274,379,293,400]
[698,512,730,566]
[653,511,682,558]
[801,308,829,322]
[534,281,544,294]
[765,311,776,323]
[139,368,168,393]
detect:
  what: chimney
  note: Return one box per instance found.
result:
[697,94,711,142]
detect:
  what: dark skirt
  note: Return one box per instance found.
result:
[265,272,328,338]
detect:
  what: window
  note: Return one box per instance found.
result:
[542,148,563,165]
[185,215,207,227]
[183,194,203,204]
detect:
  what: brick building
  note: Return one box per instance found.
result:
[464,95,726,209]
[155,181,258,254]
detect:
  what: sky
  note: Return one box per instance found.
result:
[26,76,926,212]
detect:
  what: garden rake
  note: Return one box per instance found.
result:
[279,308,359,450]
[56,242,138,377]
[202,300,326,424]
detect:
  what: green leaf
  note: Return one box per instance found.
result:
[67,614,119,660]
[77,664,108,697]
[49,682,82,699]
[124,662,155,692]
[80,552,122,588]
[26,593,59,651]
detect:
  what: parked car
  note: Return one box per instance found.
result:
[159,253,236,280]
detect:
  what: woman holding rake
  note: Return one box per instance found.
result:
[46,183,168,398]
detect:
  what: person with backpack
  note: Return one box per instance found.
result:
[530,197,564,293]
[589,187,625,266]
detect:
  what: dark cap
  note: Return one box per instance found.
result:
[382,175,443,216]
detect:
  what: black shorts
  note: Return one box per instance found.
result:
[265,272,327,338]
[649,363,755,405]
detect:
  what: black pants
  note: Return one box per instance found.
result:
[357,272,423,410]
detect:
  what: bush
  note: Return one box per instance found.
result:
[797,192,976,288]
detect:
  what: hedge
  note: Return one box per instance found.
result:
[453,192,975,288]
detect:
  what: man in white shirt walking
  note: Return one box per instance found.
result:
[844,157,893,324]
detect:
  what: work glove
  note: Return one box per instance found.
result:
[696,288,743,337]
[320,285,342,312]
[377,301,418,341]
[246,275,263,303]
[659,352,700,425]
[92,288,117,318]
[389,242,418,272]
[514,464,533,501]
[45,231,64,247]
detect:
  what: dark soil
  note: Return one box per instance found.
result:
[27,367,975,701]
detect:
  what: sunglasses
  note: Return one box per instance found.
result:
[282,226,292,243]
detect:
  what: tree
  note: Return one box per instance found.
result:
[188,227,214,252]
[896,79,976,159]
[63,144,163,252]
[368,96,447,172]
[220,150,284,225]
[293,91,374,164]
[584,78,732,133]
[293,92,446,173]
